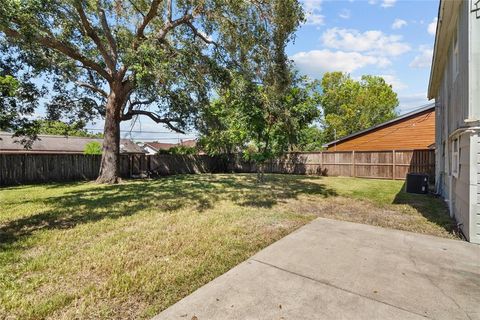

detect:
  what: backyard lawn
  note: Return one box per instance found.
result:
[0,174,457,319]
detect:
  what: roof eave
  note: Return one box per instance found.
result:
[323,104,435,147]
[428,0,461,99]
[428,0,445,99]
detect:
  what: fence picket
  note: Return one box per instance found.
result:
[0,149,435,186]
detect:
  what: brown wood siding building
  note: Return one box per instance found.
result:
[324,105,435,151]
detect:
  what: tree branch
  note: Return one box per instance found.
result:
[76,81,108,98]
[135,0,161,44]
[1,27,113,82]
[122,110,185,133]
[130,98,156,107]
[185,21,216,45]
[157,12,194,40]
[97,1,118,61]
[74,0,116,71]
[166,0,172,22]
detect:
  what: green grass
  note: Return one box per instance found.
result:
[0,174,456,319]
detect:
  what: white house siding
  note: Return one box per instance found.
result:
[472,134,480,244]
[470,0,480,244]
[453,133,471,239]
[434,0,480,243]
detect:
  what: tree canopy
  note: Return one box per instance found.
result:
[84,141,102,155]
[198,72,321,168]
[295,125,325,151]
[0,0,304,183]
[320,72,399,143]
[0,64,43,145]
[37,120,103,137]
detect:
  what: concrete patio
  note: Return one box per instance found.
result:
[154,218,480,320]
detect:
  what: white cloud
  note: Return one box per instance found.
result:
[321,28,411,56]
[378,74,407,91]
[427,17,437,36]
[381,0,396,8]
[409,45,433,68]
[291,50,391,76]
[369,0,396,7]
[339,9,351,19]
[392,18,407,30]
[302,0,325,25]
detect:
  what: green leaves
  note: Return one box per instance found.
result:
[198,72,321,160]
[83,141,102,155]
[36,120,102,137]
[1,0,304,135]
[320,72,399,142]
[0,75,19,96]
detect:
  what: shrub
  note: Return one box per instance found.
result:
[84,141,102,155]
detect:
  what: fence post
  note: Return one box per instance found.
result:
[351,150,355,177]
[129,155,133,178]
[148,155,151,177]
[23,153,27,183]
[392,150,396,180]
[320,151,323,176]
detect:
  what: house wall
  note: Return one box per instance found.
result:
[326,109,435,151]
[435,0,480,243]
[471,0,480,244]
[143,146,157,155]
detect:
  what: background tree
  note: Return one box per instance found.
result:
[295,125,325,151]
[84,141,102,155]
[0,62,43,146]
[198,72,321,180]
[166,145,197,155]
[0,0,303,183]
[36,120,103,137]
[321,72,398,142]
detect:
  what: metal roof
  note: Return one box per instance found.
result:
[322,103,435,148]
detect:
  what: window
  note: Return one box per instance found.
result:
[452,138,459,178]
[452,26,459,79]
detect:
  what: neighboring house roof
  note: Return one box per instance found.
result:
[428,0,460,99]
[143,139,197,152]
[143,142,177,152]
[179,139,196,147]
[119,140,147,154]
[322,104,436,148]
[0,132,145,154]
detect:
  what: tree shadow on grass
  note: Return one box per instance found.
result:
[0,174,337,246]
[392,182,456,235]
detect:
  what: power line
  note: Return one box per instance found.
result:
[123,137,196,141]
[85,128,194,135]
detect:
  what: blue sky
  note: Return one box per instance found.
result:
[91,0,440,141]
[289,0,439,113]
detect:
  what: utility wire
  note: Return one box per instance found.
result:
[85,128,195,135]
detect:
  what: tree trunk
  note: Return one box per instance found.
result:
[96,84,127,184]
[256,162,266,183]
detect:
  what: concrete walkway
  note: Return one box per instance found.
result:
[154,218,480,320]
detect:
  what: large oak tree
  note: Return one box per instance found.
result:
[0,0,303,183]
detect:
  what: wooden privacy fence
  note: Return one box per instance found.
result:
[229,149,435,181]
[0,154,226,186]
[0,149,434,186]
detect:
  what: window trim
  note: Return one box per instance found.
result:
[452,138,459,178]
[452,22,459,80]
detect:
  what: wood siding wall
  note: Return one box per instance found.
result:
[0,150,435,186]
[327,109,435,151]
